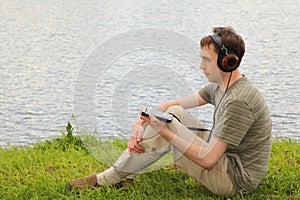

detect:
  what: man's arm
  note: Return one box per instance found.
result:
[159,127,228,170]
[157,92,207,111]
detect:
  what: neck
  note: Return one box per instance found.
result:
[219,70,242,91]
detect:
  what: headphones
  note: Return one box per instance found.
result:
[209,33,240,72]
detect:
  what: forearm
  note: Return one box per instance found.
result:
[178,92,207,109]
[155,100,180,111]
[155,92,207,111]
[159,127,226,170]
[159,127,208,167]
[162,127,201,154]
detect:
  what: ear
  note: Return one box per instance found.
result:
[217,50,239,72]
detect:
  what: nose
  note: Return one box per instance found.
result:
[200,60,205,70]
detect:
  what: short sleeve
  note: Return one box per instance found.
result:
[198,84,218,104]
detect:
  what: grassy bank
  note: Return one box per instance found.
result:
[0,125,299,199]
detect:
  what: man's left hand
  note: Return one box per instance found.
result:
[140,113,167,133]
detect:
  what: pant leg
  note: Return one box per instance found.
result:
[167,106,234,195]
[113,125,171,174]
[174,144,234,195]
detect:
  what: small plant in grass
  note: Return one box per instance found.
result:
[36,119,85,152]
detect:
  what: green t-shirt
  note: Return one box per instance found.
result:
[198,76,272,194]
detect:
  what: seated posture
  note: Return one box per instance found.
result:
[68,26,272,195]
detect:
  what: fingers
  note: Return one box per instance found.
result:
[127,137,144,153]
[140,115,150,124]
[148,115,166,132]
[132,143,145,153]
[149,115,159,123]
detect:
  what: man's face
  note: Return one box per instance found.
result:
[200,45,222,83]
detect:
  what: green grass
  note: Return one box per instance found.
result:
[0,125,299,199]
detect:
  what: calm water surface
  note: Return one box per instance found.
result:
[0,0,299,146]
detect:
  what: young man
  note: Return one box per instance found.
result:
[68,27,272,195]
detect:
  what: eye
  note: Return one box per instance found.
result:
[202,57,210,62]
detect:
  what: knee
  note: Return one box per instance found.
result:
[166,105,184,121]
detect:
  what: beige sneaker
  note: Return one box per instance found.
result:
[67,173,136,190]
[67,173,97,190]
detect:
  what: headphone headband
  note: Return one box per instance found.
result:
[209,33,228,52]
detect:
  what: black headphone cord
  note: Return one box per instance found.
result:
[206,72,233,142]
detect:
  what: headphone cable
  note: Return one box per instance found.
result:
[206,72,233,142]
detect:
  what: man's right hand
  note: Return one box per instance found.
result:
[127,119,145,154]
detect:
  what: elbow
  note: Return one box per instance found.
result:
[202,163,214,170]
[190,150,217,170]
[200,158,217,170]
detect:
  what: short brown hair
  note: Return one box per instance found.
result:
[200,27,245,62]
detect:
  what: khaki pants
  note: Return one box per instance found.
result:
[114,106,234,195]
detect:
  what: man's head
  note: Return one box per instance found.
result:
[200,27,245,83]
[200,27,245,65]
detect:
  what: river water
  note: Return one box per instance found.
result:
[0,0,299,147]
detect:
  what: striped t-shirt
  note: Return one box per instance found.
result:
[198,76,272,194]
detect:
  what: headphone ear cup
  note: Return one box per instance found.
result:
[217,50,240,72]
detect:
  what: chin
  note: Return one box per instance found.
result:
[206,77,213,82]
[207,78,217,84]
